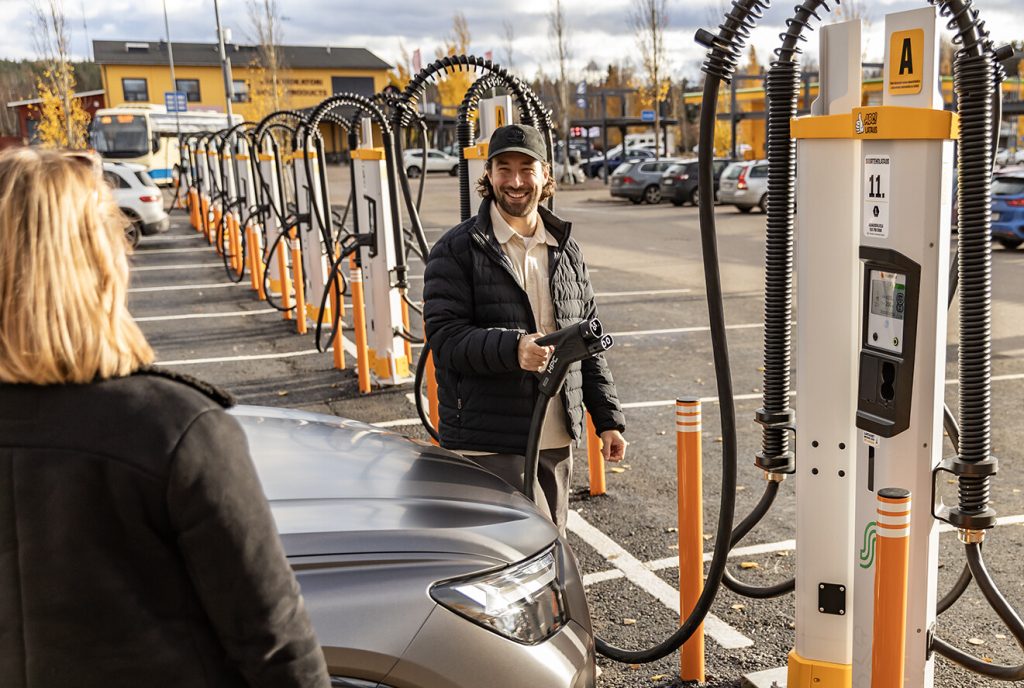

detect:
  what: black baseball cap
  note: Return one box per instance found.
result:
[487,124,548,163]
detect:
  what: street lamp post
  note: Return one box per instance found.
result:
[212,0,235,128]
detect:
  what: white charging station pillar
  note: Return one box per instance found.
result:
[463,95,513,184]
[258,139,285,296]
[351,118,411,386]
[292,135,333,326]
[787,19,862,688]
[850,9,953,688]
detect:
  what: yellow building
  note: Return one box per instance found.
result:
[94,39,390,151]
[685,74,1024,159]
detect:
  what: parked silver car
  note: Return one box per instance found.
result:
[718,160,770,213]
[236,405,595,688]
[610,158,679,204]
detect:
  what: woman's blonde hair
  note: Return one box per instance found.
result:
[0,147,154,384]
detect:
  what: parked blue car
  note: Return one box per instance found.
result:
[992,172,1024,249]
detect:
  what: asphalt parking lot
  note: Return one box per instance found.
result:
[132,167,1024,687]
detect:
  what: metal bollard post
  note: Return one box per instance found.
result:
[677,397,705,683]
[350,256,371,394]
[289,229,307,335]
[585,413,606,496]
[871,488,912,688]
[426,351,440,446]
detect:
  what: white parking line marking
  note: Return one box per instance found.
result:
[128,282,246,293]
[155,336,357,366]
[141,234,205,242]
[135,247,214,254]
[131,263,223,272]
[135,309,276,322]
[567,510,753,649]
[613,322,764,338]
[596,288,692,298]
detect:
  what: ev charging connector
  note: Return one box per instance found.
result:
[522,319,613,503]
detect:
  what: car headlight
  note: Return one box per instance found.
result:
[430,546,567,645]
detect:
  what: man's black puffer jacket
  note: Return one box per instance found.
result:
[423,198,625,455]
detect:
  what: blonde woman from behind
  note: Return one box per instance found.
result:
[0,148,329,688]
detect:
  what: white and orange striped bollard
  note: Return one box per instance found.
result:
[676,397,705,683]
[871,487,912,688]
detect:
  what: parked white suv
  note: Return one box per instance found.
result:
[718,160,770,213]
[403,148,460,178]
[102,162,169,247]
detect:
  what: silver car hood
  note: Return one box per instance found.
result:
[232,405,558,567]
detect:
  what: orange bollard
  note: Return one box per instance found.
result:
[246,223,260,293]
[277,237,293,320]
[227,214,240,274]
[213,206,224,254]
[400,292,413,363]
[189,189,199,229]
[871,488,912,688]
[289,229,307,335]
[585,413,606,495]
[252,225,266,300]
[426,351,440,445]
[329,280,345,370]
[350,256,371,394]
[200,195,210,239]
[677,397,705,683]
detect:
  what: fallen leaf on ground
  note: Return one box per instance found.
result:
[703,533,713,540]
[610,467,626,474]
[623,618,637,626]
[650,675,668,681]
[731,603,745,611]
[740,561,760,570]
[665,527,678,533]
[657,430,666,436]
[736,485,747,491]
[996,634,1007,639]
[276,390,289,397]
[715,437,723,443]
[968,637,985,646]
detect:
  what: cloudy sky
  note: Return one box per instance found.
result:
[1,0,1019,81]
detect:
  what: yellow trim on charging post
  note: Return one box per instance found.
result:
[351,147,385,161]
[462,142,489,160]
[787,650,851,688]
[791,106,958,140]
[367,349,410,381]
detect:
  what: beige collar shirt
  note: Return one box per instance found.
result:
[490,203,572,450]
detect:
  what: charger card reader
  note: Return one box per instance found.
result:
[856,247,921,437]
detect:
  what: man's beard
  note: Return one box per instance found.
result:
[494,183,542,218]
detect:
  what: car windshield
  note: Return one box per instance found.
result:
[723,164,746,180]
[90,114,149,159]
[612,163,634,177]
[993,177,1024,196]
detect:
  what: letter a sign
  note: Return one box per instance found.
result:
[889,28,924,95]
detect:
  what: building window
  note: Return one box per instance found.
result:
[175,79,201,102]
[231,80,250,103]
[122,78,148,102]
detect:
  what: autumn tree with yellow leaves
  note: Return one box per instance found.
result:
[434,13,475,117]
[32,0,89,148]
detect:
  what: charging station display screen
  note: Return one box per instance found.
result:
[870,274,906,320]
[867,270,907,354]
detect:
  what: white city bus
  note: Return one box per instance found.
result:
[90,104,241,186]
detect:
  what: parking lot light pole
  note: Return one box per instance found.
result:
[212,0,234,128]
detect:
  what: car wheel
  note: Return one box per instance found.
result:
[449,165,459,177]
[406,165,422,179]
[689,187,700,206]
[998,238,1022,250]
[643,185,662,204]
[125,220,142,248]
[759,194,768,214]
[737,205,753,214]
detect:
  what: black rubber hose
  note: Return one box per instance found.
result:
[457,101,474,222]
[721,479,796,598]
[592,2,768,663]
[390,123,431,261]
[413,340,441,443]
[754,56,799,473]
[932,544,1024,680]
[416,120,428,211]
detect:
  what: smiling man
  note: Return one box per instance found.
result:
[423,123,626,535]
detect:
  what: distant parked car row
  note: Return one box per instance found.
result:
[608,156,759,211]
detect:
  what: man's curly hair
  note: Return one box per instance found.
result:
[476,160,557,201]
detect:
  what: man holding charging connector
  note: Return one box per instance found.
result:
[423,123,626,535]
